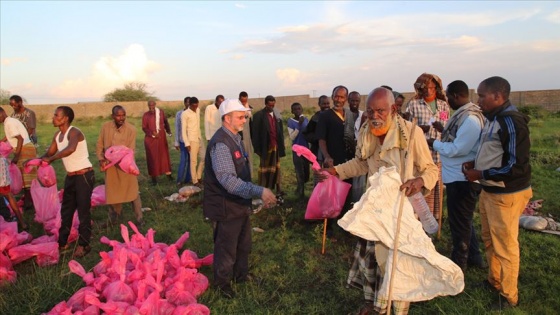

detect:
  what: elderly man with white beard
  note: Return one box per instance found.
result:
[318,87,439,315]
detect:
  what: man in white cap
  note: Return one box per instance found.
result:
[203,99,277,299]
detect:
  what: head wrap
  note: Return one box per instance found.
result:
[413,73,447,102]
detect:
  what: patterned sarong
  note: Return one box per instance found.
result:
[16,143,37,189]
[257,147,280,190]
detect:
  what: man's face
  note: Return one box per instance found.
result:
[291,104,303,117]
[265,100,275,112]
[365,94,395,137]
[184,98,190,109]
[216,97,224,108]
[319,97,330,111]
[148,101,156,112]
[52,109,67,127]
[445,89,460,110]
[9,99,23,112]
[239,96,248,106]
[332,88,348,110]
[348,93,361,112]
[477,83,500,114]
[395,97,404,112]
[112,109,126,127]
[225,111,248,133]
[190,102,199,112]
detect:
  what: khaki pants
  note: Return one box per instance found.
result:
[189,140,205,184]
[479,187,532,305]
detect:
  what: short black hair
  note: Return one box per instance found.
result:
[265,95,275,103]
[239,91,248,98]
[318,95,328,104]
[480,76,510,99]
[112,105,125,115]
[447,80,469,98]
[57,106,75,123]
[215,94,224,102]
[331,85,348,97]
[291,102,302,110]
[190,97,199,104]
[184,96,191,103]
[9,95,23,103]
[381,85,393,91]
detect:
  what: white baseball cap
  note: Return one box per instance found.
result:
[219,98,251,117]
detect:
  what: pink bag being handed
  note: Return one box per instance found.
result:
[31,179,61,227]
[24,159,56,187]
[8,163,22,195]
[305,172,352,220]
[91,185,106,207]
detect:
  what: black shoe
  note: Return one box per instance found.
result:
[490,294,517,311]
[217,286,236,299]
[236,273,263,285]
[151,177,158,186]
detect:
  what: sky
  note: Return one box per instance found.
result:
[1,1,559,105]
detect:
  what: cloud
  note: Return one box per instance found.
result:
[545,9,560,24]
[276,68,302,85]
[1,57,27,66]
[51,44,160,99]
[230,54,245,60]
[233,9,541,55]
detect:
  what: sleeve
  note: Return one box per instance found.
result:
[163,112,171,134]
[433,116,481,158]
[411,126,439,191]
[204,107,211,140]
[287,119,298,141]
[142,113,150,136]
[181,111,190,147]
[95,125,106,161]
[250,112,262,155]
[128,125,137,151]
[315,113,327,141]
[211,142,264,199]
[334,157,369,180]
[27,110,37,129]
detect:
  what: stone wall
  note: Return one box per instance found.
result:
[3,89,558,122]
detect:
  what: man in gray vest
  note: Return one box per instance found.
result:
[203,99,277,299]
[428,80,485,271]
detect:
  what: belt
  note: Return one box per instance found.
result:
[67,167,93,176]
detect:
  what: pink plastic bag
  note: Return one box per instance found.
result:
[31,179,61,232]
[0,252,17,285]
[103,145,139,176]
[118,153,140,176]
[0,142,13,158]
[292,144,321,170]
[91,185,106,207]
[7,241,59,266]
[24,159,56,187]
[9,163,22,195]
[305,172,352,219]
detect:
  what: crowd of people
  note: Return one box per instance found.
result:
[0,73,532,313]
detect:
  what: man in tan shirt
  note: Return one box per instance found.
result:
[181,97,205,186]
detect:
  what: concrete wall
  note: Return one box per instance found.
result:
[3,89,558,122]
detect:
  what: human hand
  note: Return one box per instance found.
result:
[99,159,109,170]
[400,177,424,196]
[186,146,191,153]
[298,116,305,125]
[463,169,482,182]
[261,188,277,208]
[314,168,336,182]
[11,156,19,164]
[432,121,444,133]
[174,145,179,151]
[41,156,51,164]
[323,157,334,168]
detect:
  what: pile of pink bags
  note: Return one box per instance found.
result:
[102,145,140,176]
[0,141,23,195]
[45,221,213,315]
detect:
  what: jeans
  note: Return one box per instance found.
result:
[177,141,192,184]
[59,170,95,247]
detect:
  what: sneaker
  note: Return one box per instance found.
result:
[73,245,91,258]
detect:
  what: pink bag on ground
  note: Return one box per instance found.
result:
[305,172,352,219]
[9,163,22,195]
[31,179,61,230]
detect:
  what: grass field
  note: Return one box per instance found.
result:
[0,105,559,314]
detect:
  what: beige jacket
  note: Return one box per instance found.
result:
[335,115,438,193]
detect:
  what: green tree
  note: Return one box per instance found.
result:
[0,88,11,105]
[103,82,159,102]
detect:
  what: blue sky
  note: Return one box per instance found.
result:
[1,1,559,104]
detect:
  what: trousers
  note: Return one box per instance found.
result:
[58,170,95,247]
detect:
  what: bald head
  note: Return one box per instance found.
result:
[365,87,397,137]
[366,87,395,108]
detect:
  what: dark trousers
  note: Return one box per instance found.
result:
[58,170,94,247]
[213,215,252,289]
[177,141,192,184]
[292,153,310,195]
[446,181,483,268]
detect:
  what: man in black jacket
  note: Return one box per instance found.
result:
[464,76,532,311]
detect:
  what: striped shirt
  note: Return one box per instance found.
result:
[210,127,263,199]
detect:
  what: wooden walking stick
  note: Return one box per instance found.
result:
[386,118,417,314]
[322,218,328,255]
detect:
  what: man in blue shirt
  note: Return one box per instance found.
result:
[287,102,309,198]
[428,80,485,270]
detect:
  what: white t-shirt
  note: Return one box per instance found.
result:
[4,117,31,148]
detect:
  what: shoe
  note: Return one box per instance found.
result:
[73,245,91,258]
[490,295,518,311]
[475,279,499,293]
[217,286,236,299]
[236,273,263,285]
[151,177,158,186]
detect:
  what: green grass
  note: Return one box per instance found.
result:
[1,110,559,314]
